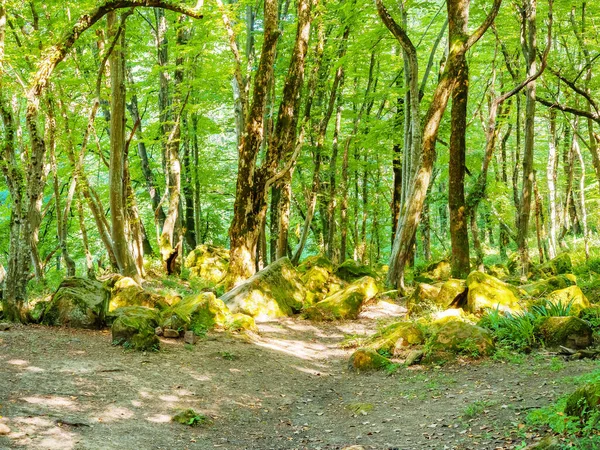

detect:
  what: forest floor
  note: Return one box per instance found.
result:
[0,302,597,450]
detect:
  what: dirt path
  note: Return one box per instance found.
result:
[0,314,597,450]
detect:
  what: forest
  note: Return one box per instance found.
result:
[2,0,600,448]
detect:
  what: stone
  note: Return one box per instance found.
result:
[536,253,573,278]
[297,254,334,273]
[221,257,307,318]
[27,300,49,323]
[565,381,600,421]
[335,259,378,282]
[406,283,441,315]
[155,326,163,336]
[465,271,523,315]
[303,276,378,321]
[348,348,392,372]
[185,245,230,285]
[301,265,343,305]
[415,259,452,282]
[362,321,424,355]
[163,328,180,339]
[537,316,592,350]
[0,323,10,331]
[487,264,510,280]
[43,277,110,329]
[426,319,495,360]
[0,423,11,435]
[436,279,467,308]
[184,330,197,344]
[111,306,160,351]
[109,277,168,312]
[544,286,590,315]
[521,275,577,298]
[404,350,424,366]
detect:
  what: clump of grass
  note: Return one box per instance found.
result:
[172,409,208,427]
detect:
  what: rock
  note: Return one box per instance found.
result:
[335,259,378,282]
[109,277,168,312]
[417,259,451,282]
[487,264,510,280]
[342,446,365,450]
[544,286,590,315]
[304,276,378,321]
[536,253,573,278]
[184,330,197,344]
[404,349,424,366]
[301,265,343,305]
[163,328,179,338]
[0,323,10,331]
[436,279,467,308]
[221,257,307,318]
[465,271,523,315]
[362,321,424,355]
[43,277,110,329]
[406,283,442,315]
[348,348,392,372]
[537,316,592,350]
[297,254,334,273]
[225,313,258,332]
[0,423,10,435]
[426,319,495,360]
[155,326,163,336]
[430,308,470,324]
[523,436,561,450]
[185,245,230,285]
[27,300,49,323]
[565,381,600,421]
[521,275,577,297]
[111,306,160,351]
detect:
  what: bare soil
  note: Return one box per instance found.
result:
[0,308,597,450]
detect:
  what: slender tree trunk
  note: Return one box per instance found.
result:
[547,109,558,259]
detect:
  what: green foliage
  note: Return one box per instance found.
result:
[463,400,495,420]
[479,308,539,351]
[530,298,574,317]
[172,409,207,427]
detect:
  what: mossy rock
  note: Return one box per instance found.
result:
[303,276,378,321]
[536,253,573,278]
[521,275,577,298]
[362,321,424,355]
[537,316,592,350]
[437,279,467,308]
[465,271,523,315]
[27,299,50,323]
[220,257,307,318]
[297,254,334,273]
[406,283,442,316]
[301,265,342,305]
[43,277,110,329]
[544,286,590,316]
[335,259,378,282]
[109,277,168,312]
[225,313,258,332]
[348,348,393,372]
[111,306,160,351]
[419,260,452,281]
[487,264,510,280]
[185,245,230,285]
[565,381,600,422]
[426,319,494,360]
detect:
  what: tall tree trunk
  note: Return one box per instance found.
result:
[547,108,558,259]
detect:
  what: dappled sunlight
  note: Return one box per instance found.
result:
[158,394,179,402]
[8,416,76,450]
[358,300,406,319]
[8,359,29,366]
[146,414,172,423]
[96,405,135,422]
[22,396,78,410]
[253,336,345,361]
[292,365,331,376]
[36,427,76,450]
[24,365,45,373]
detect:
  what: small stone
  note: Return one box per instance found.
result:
[184,331,197,345]
[155,326,163,336]
[163,328,180,339]
[0,323,11,331]
[0,423,11,435]
[405,350,424,366]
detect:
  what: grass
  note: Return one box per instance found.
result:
[462,400,496,419]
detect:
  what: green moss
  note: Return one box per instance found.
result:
[221,257,307,318]
[302,266,333,305]
[536,253,573,278]
[406,283,441,316]
[537,316,592,349]
[172,409,208,426]
[362,321,424,355]
[348,348,393,372]
[565,382,600,422]
[303,276,378,321]
[335,259,378,282]
[521,275,577,298]
[225,313,257,332]
[185,245,230,285]
[109,277,168,312]
[111,306,160,351]
[544,286,590,316]
[28,300,49,323]
[297,254,334,273]
[419,260,452,281]
[437,279,466,308]
[425,319,494,360]
[465,271,523,314]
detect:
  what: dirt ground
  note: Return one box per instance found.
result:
[0,305,597,450]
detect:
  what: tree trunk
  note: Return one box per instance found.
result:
[547,108,558,259]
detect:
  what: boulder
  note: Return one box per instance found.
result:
[43,278,109,329]
[537,316,592,350]
[335,259,378,282]
[348,348,392,372]
[303,276,378,321]
[406,283,442,315]
[565,381,600,422]
[487,264,510,280]
[28,299,50,323]
[297,254,334,273]
[521,275,577,298]
[437,279,467,308]
[544,286,590,315]
[111,306,160,351]
[418,260,451,282]
[301,265,343,305]
[465,271,523,314]
[220,257,307,319]
[185,245,230,285]
[109,277,168,312]
[536,253,573,278]
[426,319,495,360]
[362,321,424,355]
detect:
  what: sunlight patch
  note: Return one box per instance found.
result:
[146,414,171,423]
[97,406,134,422]
[8,359,29,366]
[22,396,77,410]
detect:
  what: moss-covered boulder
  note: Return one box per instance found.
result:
[297,254,334,273]
[421,259,452,281]
[537,316,592,350]
[109,277,168,312]
[406,283,442,315]
[348,348,392,372]
[437,279,467,308]
[185,245,230,285]
[301,264,343,305]
[43,278,110,329]
[27,299,50,323]
[335,259,378,282]
[111,306,160,351]
[521,275,577,298]
[362,321,424,355]
[426,319,495,360]
[303,276,378,321]
[487,264,510,280]
[565,381,600,422]
[220,257,307,318]
[536,253,573,278]
[162,292,256,334]
[465,271,523,315]
[544,286,590,315]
